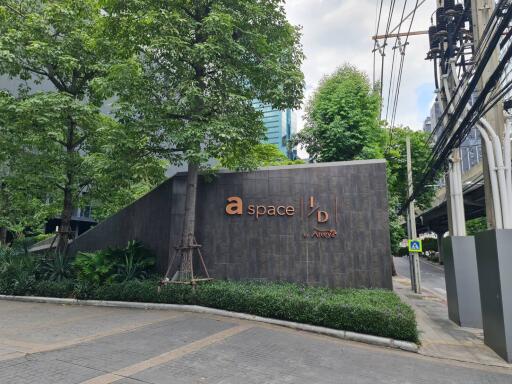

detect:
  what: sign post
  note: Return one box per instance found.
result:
[406,136,422,293]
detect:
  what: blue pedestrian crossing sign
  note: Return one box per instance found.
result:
[408,239,422,252]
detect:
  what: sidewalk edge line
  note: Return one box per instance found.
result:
[0,294,419,353]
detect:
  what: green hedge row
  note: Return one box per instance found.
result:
[1,279,418,342]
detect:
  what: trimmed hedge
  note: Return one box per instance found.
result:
[2,279,418,342]
[32,279,75,298]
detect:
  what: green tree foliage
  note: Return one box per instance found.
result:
[388,195,406,255]
[100,0,304,270]
[74,241,155,285]
[220,143,304,170]
[294,64,384,162]
[101,0,304,168]
[0,109,51,241]
[466,216,487,235]
[292,65,435,254]
[383,127,435,254]
[0,170,51,242]
[384,126,436,254]
[0,1,166,249]
[385,126,436,210]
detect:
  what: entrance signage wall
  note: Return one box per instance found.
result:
[225,195,337,239]
[69,160,392,289]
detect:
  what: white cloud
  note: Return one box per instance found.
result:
[284,0,438,133]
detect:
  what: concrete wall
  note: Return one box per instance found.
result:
[70,160,392,288]
[442,236,482,328]
[475,229,512,362]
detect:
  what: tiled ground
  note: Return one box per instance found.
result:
[0,300,511,384]
[394,257,512,368]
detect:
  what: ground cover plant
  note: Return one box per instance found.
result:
[0,238,417,343]
[0,240,155,294]
[0,249,418,343]
[74,241,155,285]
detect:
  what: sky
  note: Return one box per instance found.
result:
[284,0,438,132]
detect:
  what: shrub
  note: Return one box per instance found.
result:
[73,280,96,300]
[422,238,438,252]
[467,217,487,236]
[0,245,16,260]
[73,241,156,286]
[40,252,73,282]
[74,250,115,286]
[10,234,53,256]
[1,247,418,343]
[32,279,74,298]
[88,280,418,342]
[111,241,155,282]
[0,246,38,295]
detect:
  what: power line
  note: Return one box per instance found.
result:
[373,0,385,87]
[379,0,398,109]
[388,0,428,35]
[426,0,506,144]
[390,0,420,129]
[400,0,512,213]
[385,0,408,122]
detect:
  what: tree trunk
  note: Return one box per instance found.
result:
[56,185,74,255]
[179,162,199,280]
[0,182,7,246]
[0,226,6,246]
[56,116,77,255]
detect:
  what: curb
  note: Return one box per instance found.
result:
[419,258,445,271]
[0,294,419,353]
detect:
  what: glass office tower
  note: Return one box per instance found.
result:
[253,101,297,159]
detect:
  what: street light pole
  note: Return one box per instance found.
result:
[406,136,422,294]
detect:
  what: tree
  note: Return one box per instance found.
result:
[466,216,487,235]
[0,91,59,243]
[388,196,405,256]
[291,64,435,255]
[0,170,51,244]
[101,0,304,280]
[384,126,436,254]
[294,64,384,162]
[0,1,166,252]
[385,126,435,211]
[220,143,304,170]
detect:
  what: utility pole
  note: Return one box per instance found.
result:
[406,136,422,294]
[471,0,506,229]
[430,0,467,237]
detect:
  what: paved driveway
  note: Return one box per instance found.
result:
[394,256,447,299]
[0,300,510,383]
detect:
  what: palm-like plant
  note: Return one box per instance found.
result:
[112,241,155,282]
[0,245,37,294]
[41,252,73,282]
[74,250,115,285]
[73,241,156,285]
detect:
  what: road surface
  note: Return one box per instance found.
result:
[0,300,510,383]
[394,256,447,299]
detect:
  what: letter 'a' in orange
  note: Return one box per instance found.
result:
[226,196,243,215]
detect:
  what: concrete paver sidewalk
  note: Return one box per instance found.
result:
[1,300,511,383]
[394,276,512,369]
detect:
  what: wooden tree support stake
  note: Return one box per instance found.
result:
[160,236,212,287]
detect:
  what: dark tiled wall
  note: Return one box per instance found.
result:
[68,180,175,272]
[71,160,392,289]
